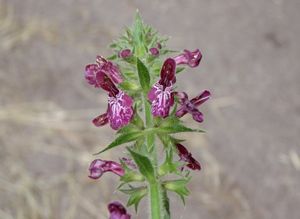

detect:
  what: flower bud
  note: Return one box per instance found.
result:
[118,49,132,58]
[149,47,159,56]
[89,159,124,179]
[108,201,131,219]
[174,49,202,68]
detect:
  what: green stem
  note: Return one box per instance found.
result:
[143,93,162,219]
[149,182,162,219]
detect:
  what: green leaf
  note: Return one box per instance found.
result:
[119,81,140,91]
[120,171,144,183]
[131,110,144,129]
[117,124,140,134]
[122,187,148,212]
[136,58,150,90]
[94,132,143,154]
[163,179,190,205]
[158,123,203,134]
[162,188,170,219]
[155,117,204,133]
[127,148,155,182]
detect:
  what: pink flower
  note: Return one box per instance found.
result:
[118,49,132,59]
[93,72,133,130]
[148,58,176,118]
[108,201,131,219]
[88,159,125,179]
[175,90,210,123]
[176,143,201,171]
[84,56,122,86]
[173,49,202,68]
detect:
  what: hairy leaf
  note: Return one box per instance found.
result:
[127,148,155,182]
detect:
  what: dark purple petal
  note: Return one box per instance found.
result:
[175,144,201,171]
[108,201,131,219]
[149,47,159,56]
[92,112,109,127]
[119,49,132,58]
[176,90,210,123]
[176,143,191,160]
[88,159,124,180]
[191,109,204,123]
[96,71,119,97]
[85,64,100,87]
[186,156,201,170]
[96,56,123,84]
[108,91,134,130]
[157,42,162,49]
[159,58,176,87]
[148,82,174,118]
[175,107,187,118]
[174,49,202,68]
[190,90,211,106]
[104,62,123,84]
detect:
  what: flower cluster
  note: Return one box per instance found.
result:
[83,14,211,219]
[85,57,134,130]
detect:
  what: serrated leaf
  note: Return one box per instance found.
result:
[163,179,190,205]
[120,171,144,183]
[156,124,204,134]
[117,124,140,134]
[136,58,150,90]
[126,187,148,212]
[94,132,143,154]
[127,148,155,182]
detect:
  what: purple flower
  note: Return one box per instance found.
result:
[108,90,134,130]
[93,72,134,130]
[89,159,125,179]
[148,58,176,118]
[176,143,201,171]
[175,90,210,123]
[96,56,123,84]
[173,49,202,68]
[84,56,122,86]
[149,47,159,56]
[85,64,101,87]
[118,49,132,59]
[108,201,131,219]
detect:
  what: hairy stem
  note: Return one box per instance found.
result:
[143,93,162,219]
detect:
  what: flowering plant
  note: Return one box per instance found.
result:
[84,13,210,219]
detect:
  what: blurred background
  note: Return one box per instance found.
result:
[0,0,299,218]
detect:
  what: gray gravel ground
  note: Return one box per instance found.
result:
[0,0,299,219]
